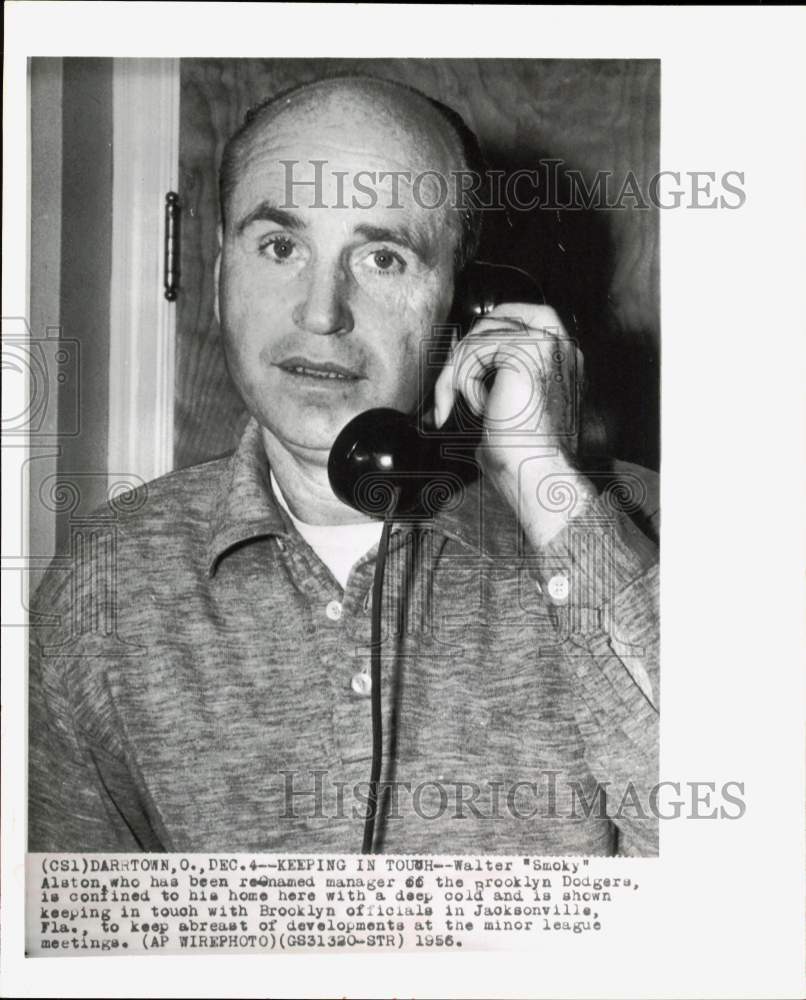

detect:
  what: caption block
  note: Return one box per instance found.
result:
[28,853,644,955]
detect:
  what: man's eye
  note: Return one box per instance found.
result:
[260,236,298,262]
[368,249,405,274]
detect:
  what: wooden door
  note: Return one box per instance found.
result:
[175,58,660,471]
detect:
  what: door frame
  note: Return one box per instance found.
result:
[108,57,179,488]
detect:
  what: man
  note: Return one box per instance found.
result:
[29,75,659,855]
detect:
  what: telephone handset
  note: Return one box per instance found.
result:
[327,260,545,518]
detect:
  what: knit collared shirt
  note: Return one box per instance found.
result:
[29,418,660,856]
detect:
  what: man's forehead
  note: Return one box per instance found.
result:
[234,150,451,209]
[237,80,460,184]
[231,132,457,242]
[238,120,450,185]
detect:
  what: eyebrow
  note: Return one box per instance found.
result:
[235,201,304,236]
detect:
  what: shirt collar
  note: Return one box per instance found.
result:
[207,418,489,576]
[206,418,289,575]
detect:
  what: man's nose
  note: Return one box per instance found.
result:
[292,260,354,336]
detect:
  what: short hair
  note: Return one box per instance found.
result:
[218,74,486,272]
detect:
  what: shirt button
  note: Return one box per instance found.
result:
[350,672,372,697]
[547,574,570,602]
[326,600,343,622]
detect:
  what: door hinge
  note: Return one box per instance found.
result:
[164,191,180,301]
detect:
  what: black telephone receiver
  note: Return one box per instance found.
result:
[327,260,544,518]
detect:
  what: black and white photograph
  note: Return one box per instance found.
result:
[27,55,661,858]
[3,4,805,999]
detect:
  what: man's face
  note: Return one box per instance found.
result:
[217,98,458,459]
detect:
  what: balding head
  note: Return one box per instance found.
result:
[219,74,485,271]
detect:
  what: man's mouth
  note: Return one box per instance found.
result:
[276,357,364,382]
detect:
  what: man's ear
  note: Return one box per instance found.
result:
[213,223,223,325]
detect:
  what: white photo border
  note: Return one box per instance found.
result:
[3,3,806,998]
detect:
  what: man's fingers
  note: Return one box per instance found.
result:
[433,339,496,425]
[432,302,581,431]
[433,353,456,429]
[452,338,510,417]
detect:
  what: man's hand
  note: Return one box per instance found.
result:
[432,302,597,547]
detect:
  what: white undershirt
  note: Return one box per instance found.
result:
[270,471,383,590]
